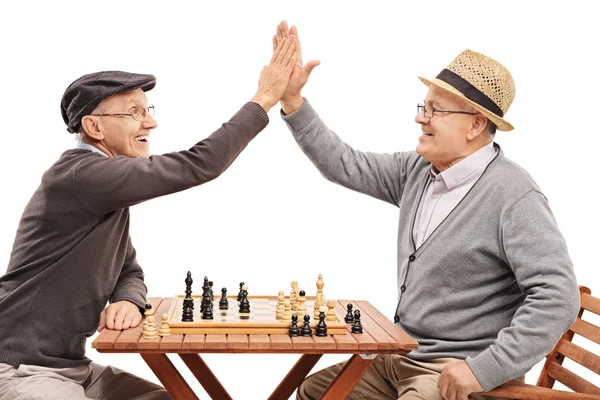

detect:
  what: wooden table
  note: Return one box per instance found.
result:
[92,297,418,400]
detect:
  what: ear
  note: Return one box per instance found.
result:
[466,114,488,141]
[81,116,105,141]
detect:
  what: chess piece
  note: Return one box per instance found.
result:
[300,314,312,337]
[326,300,336,321]
[345,303,354,323]
[143,303,153,331]
[143,315,158,339]
[290,281,299,310]
[293,285,301,311]
[276,290,285,320]
[208,280,214,301]
[201,276,210,313]
[316,306,328,337]
[239,285,250,314]
[202,296,213,319]
[297,290,307,317]
[219,287,229,310]
[183,271,194,316]
[282,299,292,321]
[159,314,171,337]
[351,309,363,334]
[314,273,325,319]
[289,314,300,337]
[237,282,245,302]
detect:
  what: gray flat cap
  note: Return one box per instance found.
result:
[61,71,156,133]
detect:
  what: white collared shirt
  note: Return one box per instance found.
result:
[74,141,109,157]
[413,142,497,248]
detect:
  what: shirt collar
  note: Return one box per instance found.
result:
[430,141,497,190]
[74,141,109,157]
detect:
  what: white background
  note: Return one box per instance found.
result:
[1,1,599,398]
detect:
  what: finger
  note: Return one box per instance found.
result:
[272,34,278,53]
[281,20,290,37]
[105,306,116,330]
[113,311,127,330]
[270,37,288,65]
[121,314,134,330]
[97,310,106,332]
[130,313,142,328]
[275,37,294,66]
[292,31,303,66]
[277,23,283,43]
[290,25,298,39]
[302,60,320,80]
[285,51,298,74]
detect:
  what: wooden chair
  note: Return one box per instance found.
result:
[481,286,600,399]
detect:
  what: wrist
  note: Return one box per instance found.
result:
[250,94,273,113]
[280,96,304,115]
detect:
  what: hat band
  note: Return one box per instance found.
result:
[436,69,503,117]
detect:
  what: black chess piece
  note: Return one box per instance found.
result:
[289,314,300,337]
[219,287,229,310]
[144,303,152,316]
[351,309,363,334]
[201,296,213,319]
[237,282,245,302]
[316,309,328,337]
[183,271,194,318]
[201,276,211,313]
[239,287,251,314]
[208,281,214,301]
[182,302,194,322]
[301,314,312,337]
[345,303,354,323]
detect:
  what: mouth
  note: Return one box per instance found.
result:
[420,132,434,138]
[134,135,149,143]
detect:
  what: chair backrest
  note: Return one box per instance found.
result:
[536,286,600,395]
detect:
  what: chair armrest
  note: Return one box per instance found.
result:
[481,381,600,400]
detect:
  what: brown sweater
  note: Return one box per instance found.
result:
[0,102,268,368]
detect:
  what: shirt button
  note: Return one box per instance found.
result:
[409,255,416,262]
[401,285,406,292]
[433,193,440,199]
[394,315,400,323]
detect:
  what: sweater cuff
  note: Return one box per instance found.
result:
[111,293,146,313]
[246,101,270,128]
[466,348,509,391]
[280,97,316,132]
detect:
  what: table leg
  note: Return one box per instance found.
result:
[319,354,376,400]
[140,353,199,400]
[267,353,323,400]
[180,353,233,400]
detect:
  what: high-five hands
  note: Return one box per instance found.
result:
[273,21,321,115]
[251,36,297,113]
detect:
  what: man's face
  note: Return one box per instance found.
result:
[414,85,476,170]
[96,88,157,158]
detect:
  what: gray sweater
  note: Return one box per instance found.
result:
[282,99,580,391]
[0,102,268,369]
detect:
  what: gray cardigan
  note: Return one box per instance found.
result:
[282,99,579,391]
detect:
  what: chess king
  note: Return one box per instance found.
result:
[272,21,580,400]
[0,39,297,399]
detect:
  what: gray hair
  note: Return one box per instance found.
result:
[462,102,497,137]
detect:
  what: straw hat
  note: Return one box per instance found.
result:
[419,49,515,131]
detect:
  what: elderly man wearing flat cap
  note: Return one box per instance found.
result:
[0,38,297,399]
[272,22,580,400]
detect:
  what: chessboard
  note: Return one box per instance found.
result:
[165,294,348,335]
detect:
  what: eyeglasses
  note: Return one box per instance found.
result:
[92,105,155,121]
[417,103,478,119]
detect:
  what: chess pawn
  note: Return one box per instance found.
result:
[296,290,307,317]
[219,287,229,310]
[143,316,158,339]
[276,290,285,320]
[326,300,336,321]
[143,303,153,331]
[345,303,354,323]
[289,314,300,337]
[282,299,292,321]
[351,309,363,334]
[293,286,301,311]
[159,314,171,337]
[316,306,328,337]
[237,282,245,302]
[300,314,312,337]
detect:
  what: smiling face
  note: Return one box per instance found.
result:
[414,84,489,172]
[81,88,158,158]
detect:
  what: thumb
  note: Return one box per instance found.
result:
[97,310,106,332]
[303,60,321,78]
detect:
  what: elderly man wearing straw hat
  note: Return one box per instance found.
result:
[273,21,580,400]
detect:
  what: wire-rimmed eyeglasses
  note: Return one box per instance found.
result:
[417,103,478,119]
[92,105,155,121]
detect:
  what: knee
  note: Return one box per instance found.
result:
[295,374,321,400]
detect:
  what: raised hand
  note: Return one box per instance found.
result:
[251,36,297,113]
[273,21,320,114]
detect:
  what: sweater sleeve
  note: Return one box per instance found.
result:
[465,189,580,391]
[281,98,420,206]
[74,102,268,216]
[110,236,147,310]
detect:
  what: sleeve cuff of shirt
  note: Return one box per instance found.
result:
[246,101,270,129]
[111,294,146,313]
[280,97,317,132]
[466,348,509,391]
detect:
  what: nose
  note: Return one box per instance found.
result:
[415,111,429,125]
[142,113,158,129]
